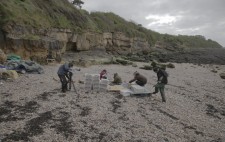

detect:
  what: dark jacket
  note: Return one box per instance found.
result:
[57,63,72,76]
[129,73,147,84]
[157,69,168,84]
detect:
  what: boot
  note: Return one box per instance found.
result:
[65,83,70,91]
[161,93,166,102]
[62,84,67,93]
[62,89,66,93]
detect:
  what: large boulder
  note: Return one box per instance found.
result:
[167,63,175,68]
[219,72,225,79]
[139,65,153,70]
[1,70,18,79]
[0,49,7,64]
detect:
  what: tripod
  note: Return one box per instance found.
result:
[68,72,78,94]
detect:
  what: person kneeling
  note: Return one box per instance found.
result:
[129,71,147,86]
[111,73,122,85]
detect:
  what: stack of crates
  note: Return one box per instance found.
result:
[130,85,145,93]
[99,79,109,92]
[84,73,109,92]
[84,73,92,91]
[92,74,100,92]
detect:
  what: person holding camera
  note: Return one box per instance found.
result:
[57,62,73,93]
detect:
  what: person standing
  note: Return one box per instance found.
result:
[57,62,73,93]
[129,71,147,86]
[151,67,168,102]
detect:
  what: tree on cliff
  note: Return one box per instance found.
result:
[71,0,84,9]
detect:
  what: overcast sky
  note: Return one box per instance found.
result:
[82,0,225,47]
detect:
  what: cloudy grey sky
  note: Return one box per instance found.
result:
[82,0,225,47]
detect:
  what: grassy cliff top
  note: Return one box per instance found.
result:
[0,0,222,48]
[0,0,95,31]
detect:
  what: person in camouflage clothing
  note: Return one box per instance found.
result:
[112,73,122,85]
[151,67,168,102]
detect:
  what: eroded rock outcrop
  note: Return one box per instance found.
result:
[0,25,150,62]
[0,49,7,64]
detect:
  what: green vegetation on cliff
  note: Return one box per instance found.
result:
[0,0,94,31]
[89,12,222,48]
[89,12,160,46]
[0,0,222,48]
[161,34,222,48]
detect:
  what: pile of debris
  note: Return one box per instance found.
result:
[6,60,44,74]
[0,53,44,82]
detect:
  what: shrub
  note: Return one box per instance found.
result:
[140,65,152,70]
[142,50,149,55]
[167,63,175,68]
[211,69,217,73]
[115,58,132,65]
[160,64,166,70]
[151,61,157,67]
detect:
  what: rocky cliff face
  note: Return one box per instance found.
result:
[0,25,149,62]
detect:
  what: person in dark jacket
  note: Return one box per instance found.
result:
[151,67,168,102]
[57,62,73,93]
[129,71,147,86]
